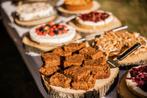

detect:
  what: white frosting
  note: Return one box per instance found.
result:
[16,3,55,21]
[126,66,147,97]
[29,24,76,45]
[76,11,114,26]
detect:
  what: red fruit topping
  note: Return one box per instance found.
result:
[48,21,54,26]
[58,31,62,35]
[35,22,69,36]
[49,32,55,36]
[79,11,110,22]
[128,65,147,92]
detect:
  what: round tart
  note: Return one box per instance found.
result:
[14,2,56,27]
[39,42,119,98]
[63,0,93,11]
[125,65,147,98]
[58,0,100,15]
[69,10,121,33]
[29,22,76,45]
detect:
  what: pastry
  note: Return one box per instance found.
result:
[125,64,147,98]
[40,42,119,98]
[22,22,80,52]
[58,0,100,14]
[63,0,93,11]
[14,2,56,27]
[95,30,147,66]
[69,10,121,33]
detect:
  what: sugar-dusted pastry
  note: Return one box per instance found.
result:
[95,30,147,66]
[14,2,56,27]
[125,64,147,98]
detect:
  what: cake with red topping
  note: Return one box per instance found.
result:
[70,10,121,33]
[126,65,147,98]
[29,22,76,45]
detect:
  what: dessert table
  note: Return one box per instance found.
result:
[1,0,147,98]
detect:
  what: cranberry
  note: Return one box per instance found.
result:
[79,11,110,22]
[128,65,147,92]
[35,22,69,36]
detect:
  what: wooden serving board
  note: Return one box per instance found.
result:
[117,73,138,98]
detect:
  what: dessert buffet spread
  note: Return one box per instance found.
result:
[1,0,147,98]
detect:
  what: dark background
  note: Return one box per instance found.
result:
[0,20,43,98]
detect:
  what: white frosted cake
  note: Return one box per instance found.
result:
[16,2,55,21]
[29,22,76,45]
[14,2,56,26]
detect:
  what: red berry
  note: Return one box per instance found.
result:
[49,32,55,36]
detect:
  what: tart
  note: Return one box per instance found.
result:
[58,0,100,14]
[22,22,80,52]
[95,30,147,66]
[125,64,147,98]
[14,2,56,27]
[63,0,93,11]
[40,42,119,98]
[69,10,121,33]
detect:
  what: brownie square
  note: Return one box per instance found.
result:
[62,51,72,57]
[86,66,110,79]
[53,47,72,57]
[79,47,97,59]
[84,58,106,66]
[39,66,59,76]
[64,43,86,52]
[49,73,71,88]
[42,53,60,67]
[91,51,105,60]
[64,66,91,81]
[64,54,84,68]
[53,47,63,56]
[79,47,96,55]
